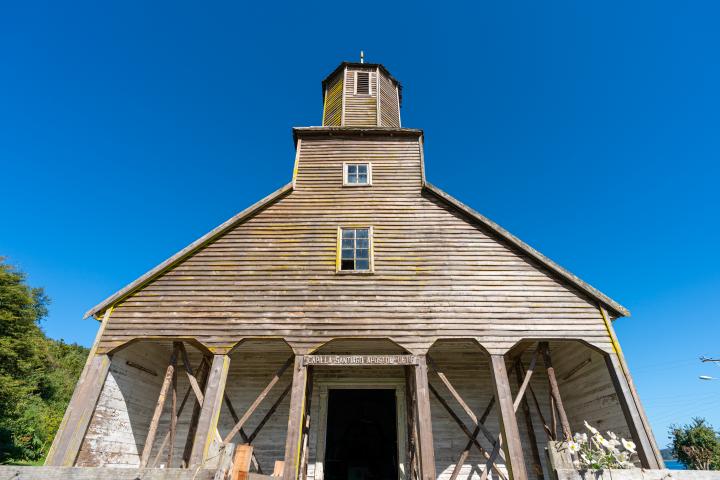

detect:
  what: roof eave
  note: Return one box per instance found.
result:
[293,126,422,146]
[422,182,630,319]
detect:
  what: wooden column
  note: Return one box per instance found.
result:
[540,342,572,441]
[600,306,664,469]
[283,356,308,480]
[405,366,419,480]
[189,354,231,467]
[489,355,527,480]
[45,354,111,466]
[514,363,543,480]
[413,355,436,480]
[182,356,212,467]
[140,346,179,467]
[605,353,663,469]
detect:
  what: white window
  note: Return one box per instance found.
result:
[343,163,372,186]
[338,227,373,272]
[355,71,371,95]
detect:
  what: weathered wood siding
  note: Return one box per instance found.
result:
[379,71,401,127]
[76,342,172,467]
[215,346,293,472]
[78,341,294,470]
[302,340,560,480]
[0,466,216,480]
[322,72,343,127]
[98,134,613,356]
[552,343,633,444]
[76,340,631,479]
[509,341,640,474]
[343,69,378,126]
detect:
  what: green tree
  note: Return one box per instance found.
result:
[669,418,720,470]
[0,259,89,462]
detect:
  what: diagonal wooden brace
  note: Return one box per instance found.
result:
[223,356,293,444]
[140,346,178,468]
[224,392,262,473]
[152,357,210,468]
[429,383,508,480]
[426,355,506,462]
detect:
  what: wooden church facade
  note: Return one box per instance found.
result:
[46,61,664,480]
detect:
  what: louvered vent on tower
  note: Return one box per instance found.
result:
[355,72,370,95]
[321,62,402,127]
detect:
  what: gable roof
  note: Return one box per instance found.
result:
[84,164,629,321]
[423,182,629,318]
[83,182,294,319]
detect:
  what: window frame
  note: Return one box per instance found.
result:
[354,71,372,96]
[343,162,373,187]
[336,226,374,274]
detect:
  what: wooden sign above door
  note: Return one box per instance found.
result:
[302,354,419,366]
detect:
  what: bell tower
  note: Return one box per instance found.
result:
[321,60,402,127]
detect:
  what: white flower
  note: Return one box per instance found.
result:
[568,441,580,453]
[584,421,599,435]
[574,432,588,443]
[621,438,636,453]
[607,431,618,440]
[599,437,612,449]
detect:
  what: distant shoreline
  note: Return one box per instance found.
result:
[665,459,686,470]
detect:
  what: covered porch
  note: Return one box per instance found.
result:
[47,336,662,480]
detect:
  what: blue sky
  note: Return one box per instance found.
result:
[1,1,718,448]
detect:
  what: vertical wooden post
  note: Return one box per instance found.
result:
[189,354,231,467]
[44,353,111,466]
[46,307,115,467]
[141,347,179,467]
[413,355,436,480]
[182,356,211,467]
[283,355,308,480]
[168,342,180,467]
[404,366,419,480]
[605,353,663,469]
[299,367,315,480]
[489,355,527,480]
[514,362,543,480]
[540,343,572,441]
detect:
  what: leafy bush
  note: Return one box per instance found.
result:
[669,418,720,470]
[0,259,89,463]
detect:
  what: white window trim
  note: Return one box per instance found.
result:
[313,378,408,480]
[343,162,372,186]
[336,226,374,274]
[354,70,373,96]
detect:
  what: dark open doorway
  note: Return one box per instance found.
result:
[324,389,399,480]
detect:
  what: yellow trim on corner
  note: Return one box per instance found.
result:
[599,306,621,355]
[292,139,302,189]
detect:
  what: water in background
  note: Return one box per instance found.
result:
[664,460,686,470]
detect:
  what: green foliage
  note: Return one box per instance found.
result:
[0,259,89,463]
[669,418,720,470]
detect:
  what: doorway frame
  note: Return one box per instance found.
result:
[312,378,408,480]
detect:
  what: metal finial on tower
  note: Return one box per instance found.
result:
[360,51,364,64]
